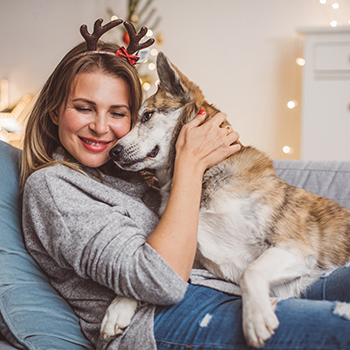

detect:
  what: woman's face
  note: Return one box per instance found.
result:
[51,71,132,168]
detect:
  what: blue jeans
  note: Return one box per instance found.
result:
[154,264,350,349]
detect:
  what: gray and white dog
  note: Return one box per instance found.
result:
[102,52,350,347]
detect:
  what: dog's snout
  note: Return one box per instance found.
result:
[109,144,123,161]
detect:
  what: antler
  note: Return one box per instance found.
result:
[80,18,123,51]
[124,21,155,54]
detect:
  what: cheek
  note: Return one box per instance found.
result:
[112,118,132,139]
[58,110,83,134]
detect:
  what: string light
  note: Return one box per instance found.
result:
[330,20,338,27]
[296,57,306,66]
[143,82,151,91]
[332,3,339,9]
[148,63,156,71]
[319,0,327,4]
[282,146,293,154]
[287,100,297,109]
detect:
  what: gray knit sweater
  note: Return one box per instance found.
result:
[22,154,240,350]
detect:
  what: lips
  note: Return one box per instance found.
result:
[79,136,112,152]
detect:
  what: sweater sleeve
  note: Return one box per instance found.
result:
[22,167,188,305]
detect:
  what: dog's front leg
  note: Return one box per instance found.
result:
[100,296,139,340]
[240,245,311,348]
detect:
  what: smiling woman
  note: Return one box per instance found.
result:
[49,72,132,168]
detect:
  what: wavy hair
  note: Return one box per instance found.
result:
[21,41,143,190]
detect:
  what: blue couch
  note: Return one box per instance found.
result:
[1,139,350,349]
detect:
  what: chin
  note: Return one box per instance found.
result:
[78,157,110,168]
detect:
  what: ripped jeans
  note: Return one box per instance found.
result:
[154,264,350,349]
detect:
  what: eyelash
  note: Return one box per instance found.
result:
[111,112,126,118]
[75,107,126,118]
[75,107,92,113]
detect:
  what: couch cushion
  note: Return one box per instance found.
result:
[0,141,94,350]
[274,159,350,210]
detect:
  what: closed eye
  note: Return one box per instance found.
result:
[141,111,154,123]
[111,112,127,118]
[75,107,93,113]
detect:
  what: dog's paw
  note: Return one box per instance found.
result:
[100,296,139,340]
[242,298,280,348]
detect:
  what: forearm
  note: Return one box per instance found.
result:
[147,160,204,282]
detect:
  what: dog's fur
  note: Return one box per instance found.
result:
[102,52,350,347]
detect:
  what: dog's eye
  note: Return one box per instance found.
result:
[141,111,153,123]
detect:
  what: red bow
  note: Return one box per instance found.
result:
[115,46,140,66]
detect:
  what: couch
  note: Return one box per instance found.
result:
[1,139,350,349]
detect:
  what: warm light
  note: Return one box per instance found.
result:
[146,29,153,37]
[0,131,9,143]
[332,2,339,9]
[0,80,9,111]
[330,20,338,27]
[151,48,158,56]
[148,63,156,71]
[287,100,297,109]
[296,57,306,66]
[11,94,32,119]
[283,146,293,154]
[111,15,118,21]
[0,94,32,119]
[319,0,327,3]
[143,83,151,91]
[0,118,22,133]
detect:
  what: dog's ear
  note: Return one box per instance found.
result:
[156,52,185,98]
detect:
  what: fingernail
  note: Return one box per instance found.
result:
[199,109,206,115]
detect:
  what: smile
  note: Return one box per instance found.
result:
[79,137,111,146]
[79,137,113,152]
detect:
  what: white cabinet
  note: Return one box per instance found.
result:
[299,27,350,161]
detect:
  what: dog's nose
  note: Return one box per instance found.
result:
[109,144,123,161]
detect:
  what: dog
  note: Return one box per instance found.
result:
[101,51,350,347]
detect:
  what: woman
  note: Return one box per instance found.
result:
[21,19,350,350]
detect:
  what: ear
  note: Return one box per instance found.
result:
[156,52,185,97]
[50,111,59,125]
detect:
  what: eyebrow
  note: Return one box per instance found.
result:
[72,98,130,110]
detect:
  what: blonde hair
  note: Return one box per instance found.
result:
[21,41,143,190]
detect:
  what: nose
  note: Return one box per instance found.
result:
[109,144,123,161]
[89,115,108,135]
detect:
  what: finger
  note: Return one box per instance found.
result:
[207,112,227,127]
[187,109,207,128]
[229,142,241,154]
[227,130,240,144]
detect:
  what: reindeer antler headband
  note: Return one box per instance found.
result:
[66,18,155,66]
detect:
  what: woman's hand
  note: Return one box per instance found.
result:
[175,110,241,175]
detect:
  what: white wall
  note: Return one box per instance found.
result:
[1,0,348,158]
[0,0,97,103]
